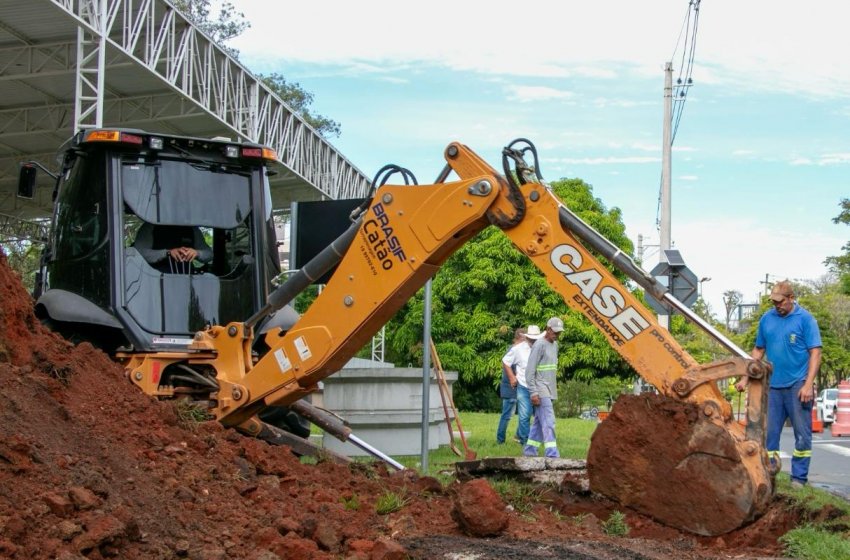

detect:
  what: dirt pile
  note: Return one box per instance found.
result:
[0,252,803,559]
[0,253,443,559]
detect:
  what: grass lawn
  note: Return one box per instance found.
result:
[388,411,599,474]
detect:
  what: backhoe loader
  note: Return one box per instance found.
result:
[26,133,774,536]
[19,128,308,436]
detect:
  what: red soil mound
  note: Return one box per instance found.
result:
[0,252,801,559]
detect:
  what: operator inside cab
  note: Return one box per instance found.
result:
[133,223,212,274]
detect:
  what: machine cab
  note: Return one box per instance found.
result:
[34,129,282,352]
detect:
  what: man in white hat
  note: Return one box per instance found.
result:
[524,316,564,458]
[501,324,543,444]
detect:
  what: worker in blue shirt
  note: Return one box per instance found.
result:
[737,280,822,487]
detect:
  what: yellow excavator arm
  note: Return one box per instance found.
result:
[209,141,760,424]
[127,140,773,536]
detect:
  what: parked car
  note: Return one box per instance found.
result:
[817,388,839,425]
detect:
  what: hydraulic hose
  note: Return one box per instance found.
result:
[244,217,362,330]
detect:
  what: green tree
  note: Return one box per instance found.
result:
[826,198,850,294]
[259,74,341,138]
[171,0,248,56]
[385,178,637,410]
[722,289,742,330]
[669,313,729,364]
[796,279,850,389]
[172,0,341,138]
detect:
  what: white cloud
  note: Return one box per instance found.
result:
[505,85,574,103]
[591,98,652,108]
[574,66,618,79]
[557,156,660,165]
[790,153,850,166]
[818,153,850,165]
[677,175,698,181]
[631,142,658,152]
[669,218,845,322]
[232,1,850,100]
[377,76,409,85]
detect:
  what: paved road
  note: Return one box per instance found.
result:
[779,425,850,499]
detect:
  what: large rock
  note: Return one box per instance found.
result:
[451,479,509,537]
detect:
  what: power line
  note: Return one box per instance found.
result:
[656,0,701,230]
[671,0,700,144]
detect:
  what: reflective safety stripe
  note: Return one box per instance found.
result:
[525,439,542,448]
[537,365,557,370]
[544,441,558,449]
[793,449,812,458]
[767,450,781,458]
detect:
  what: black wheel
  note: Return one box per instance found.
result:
[258,405,311,439]
[39,316,126,353]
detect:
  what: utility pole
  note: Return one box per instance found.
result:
[637,233,659,265]
[759,274,772,297]
[658,62,673,330]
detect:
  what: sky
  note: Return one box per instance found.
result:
[229,0,849,320]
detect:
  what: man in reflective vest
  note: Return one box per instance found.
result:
[523,317,564,458]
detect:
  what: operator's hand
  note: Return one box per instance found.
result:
[798,382,815,403]
[168,248,184,261]
[179,247,199,262]
[734,377,749,392]
[531,394,540,406]
[169,247,198,262]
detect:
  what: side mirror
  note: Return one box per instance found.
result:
[18,164,36,199]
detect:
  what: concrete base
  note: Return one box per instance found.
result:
[321,367,458,456]
[455,457,588,486]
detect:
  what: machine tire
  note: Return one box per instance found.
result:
[258,406,311,439]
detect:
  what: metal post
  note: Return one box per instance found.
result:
[699,276,711,297]
[371,326,385,362]
[658,62,673,330]
[637,233,644,263]
[420,279,432,473]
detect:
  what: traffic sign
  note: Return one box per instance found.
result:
[645,261,700,314]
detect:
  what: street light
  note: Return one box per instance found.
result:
[699,276,712,297]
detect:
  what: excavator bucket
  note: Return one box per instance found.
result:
[587,393,773,536]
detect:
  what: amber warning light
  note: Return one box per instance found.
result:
[241,147,278,160]
[84,130,143,145]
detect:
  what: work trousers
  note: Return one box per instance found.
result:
[496,397,517,444]
[523,397,559,458]
[767,379,812,484]
[516,385,532,445]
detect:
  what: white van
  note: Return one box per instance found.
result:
[817,388,839,425]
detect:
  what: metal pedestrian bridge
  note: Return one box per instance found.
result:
[0,0,371,236]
